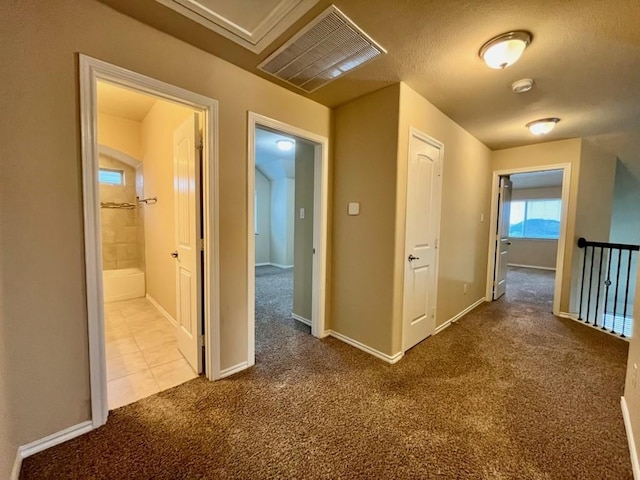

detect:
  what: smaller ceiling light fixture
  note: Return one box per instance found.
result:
[526,118,560,135]
[479,31,532,69]
[276,139,295,151]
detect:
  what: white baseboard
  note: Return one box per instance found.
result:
[435,298,487,335]
[508,263,556,271]
[146,294,177,327]
[557,312,629,342]
[270,263,293,269]
[219,361,250,379]
[327,330,403,364]
[622,396,640,479]
[255,262,270,267]
[12,421,94,479]
[291,313,311,326]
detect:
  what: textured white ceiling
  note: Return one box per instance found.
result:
[100,0,640,152]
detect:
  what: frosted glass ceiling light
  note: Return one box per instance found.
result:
[276,139,295,151]
[526,118,560,135]
[479,31,532,69]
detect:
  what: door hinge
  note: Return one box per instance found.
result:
[199,238,205,251]
[434,238,438,249]
[313,248,316,254]
[201,334,205,344]
[197,140,203,151]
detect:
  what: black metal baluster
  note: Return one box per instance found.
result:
[586,246,595,324]
[604,247,613,331]
[622,250,633,338]
[578,241,587,321]
[594,247,604,328]
[613,248,622,333]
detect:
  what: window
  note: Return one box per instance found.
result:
[509,199,561,239]
[98,168,124,185]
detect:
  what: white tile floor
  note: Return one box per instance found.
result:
[105,297,197,409]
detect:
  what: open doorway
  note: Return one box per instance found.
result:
[487,165,571,315]
[96,81,202,409]
[247,113,328,367]
[80,55,220,428]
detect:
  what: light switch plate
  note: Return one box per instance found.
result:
[348,202,360,215]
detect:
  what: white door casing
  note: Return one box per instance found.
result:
[173,113,203,373]
[493,176,512,300]
[402,129,443,352]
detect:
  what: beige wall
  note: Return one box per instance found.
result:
[0,0,331,449]
[255,169,271,265]
[331,85,400,355]
[270,178,295,267]
[491,139,582,312]
[571,140,617,311]
[98,155,140,270]
[623,264,640,464]
[396,83,492,351]
[97,112,142,160]
[293,140,315,321]
[508,186,562,269]
[141,101,195,319]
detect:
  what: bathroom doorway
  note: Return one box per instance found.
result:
[80,55,220,427]
[96,81,202,409]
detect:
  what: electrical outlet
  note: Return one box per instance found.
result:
[463,284,468,295]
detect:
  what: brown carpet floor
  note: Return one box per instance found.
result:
[21,267,632,479]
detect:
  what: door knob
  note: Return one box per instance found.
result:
[408,254,420,262]
[170,251,179,258]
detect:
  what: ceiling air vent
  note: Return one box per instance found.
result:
[258,5,386,93]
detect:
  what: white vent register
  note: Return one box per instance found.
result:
[258,5,386,92]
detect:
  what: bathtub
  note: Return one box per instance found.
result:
[103,268,145,302]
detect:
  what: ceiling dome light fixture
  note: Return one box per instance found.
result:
[479,31,532,69]
[526,118,560,135]
[276,139,295,151]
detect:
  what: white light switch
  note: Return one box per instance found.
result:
[299,208,305,219]
[348,202,360,216]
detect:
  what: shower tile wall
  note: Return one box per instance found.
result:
[100,155,141,270]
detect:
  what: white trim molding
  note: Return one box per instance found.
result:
[291,313,311,326]
[219,362,250,379]
[622,396,640,479]
[247,112,329,369]
[507,263,556,271]
[79,54,221,430]
[327,330,404,364]
[435,298,487,335]
[146,294,177,326]
[11,421,94,480]
[485,163,571,316]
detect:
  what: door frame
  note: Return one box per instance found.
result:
[247,112,329,365]
[402,127,444,352]
[485,163,572,315]
[79,54,221,429]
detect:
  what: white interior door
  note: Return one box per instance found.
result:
[173,113,202,373]
[493,176,512,299]
[402,131,442,352]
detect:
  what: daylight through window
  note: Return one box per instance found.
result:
[509,199,561,239]
[98,168,124,186]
